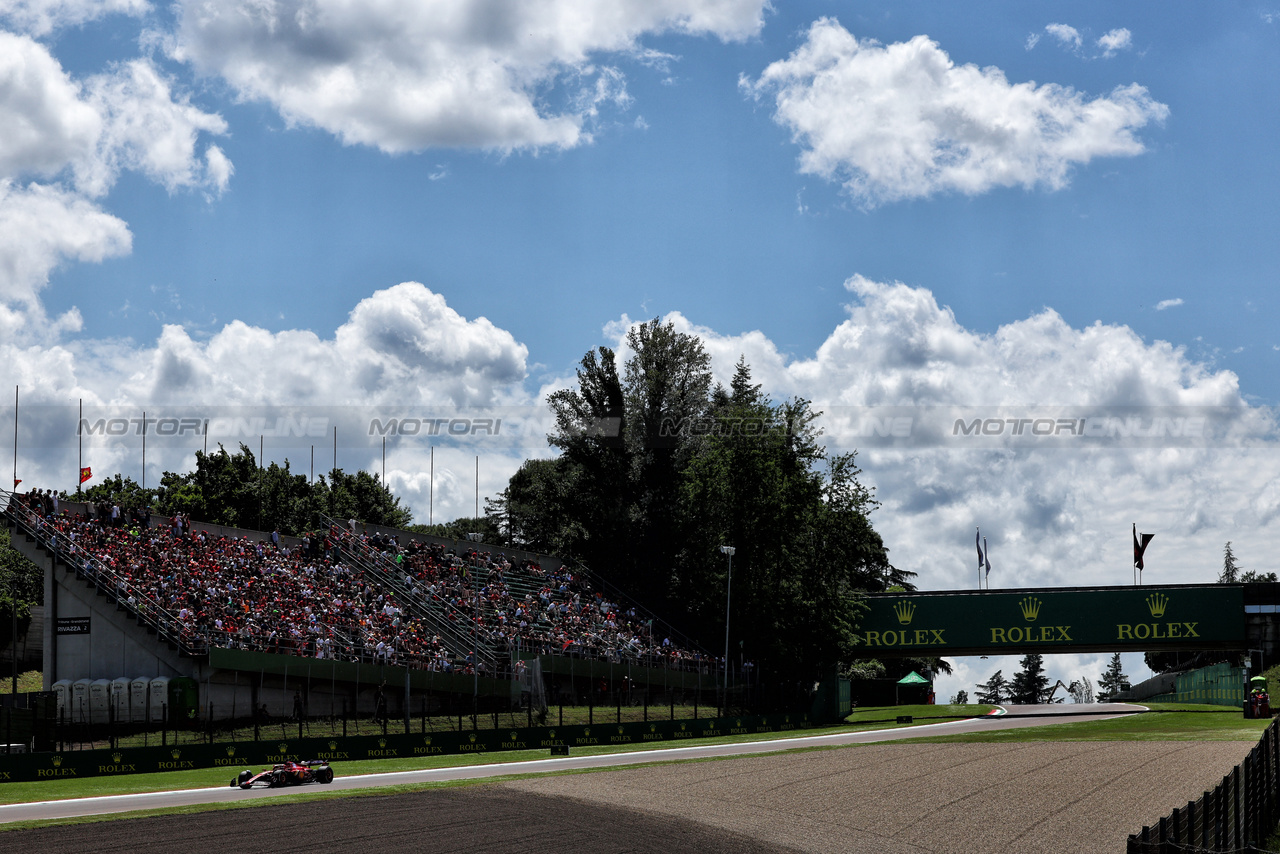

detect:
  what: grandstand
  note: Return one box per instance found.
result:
[1,486,721,723]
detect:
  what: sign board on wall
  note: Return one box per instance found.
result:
[55,617,90,636]
[859,585,1244,656]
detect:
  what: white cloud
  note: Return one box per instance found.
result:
[0,0,148,37]
[1097,28,1133,57]
[0,31,231,347]
[168,0,769,153]
[742,18,1169,207]
[1045,23,1083,51]
[1155,298,1184,311]
[130,282,529,407]
[0,180,130,327]
[1024,33,1040,51]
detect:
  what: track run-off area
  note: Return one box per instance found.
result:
[0,703,1258,853]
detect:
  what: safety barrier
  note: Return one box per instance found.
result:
[0,711,815,782]
[1128,716,1280,852]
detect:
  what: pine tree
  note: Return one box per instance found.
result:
[975,670,1009,704]
[950,690,969,705]
[1010,654,1051,704]
[1220,542,1241,583]
[1097,653,1128,701]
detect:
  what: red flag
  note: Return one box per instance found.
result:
[12,478,20,487]
[79,466,92,484]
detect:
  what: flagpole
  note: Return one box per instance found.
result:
[1133,523,1137,586]
[77,398,82,498]
[11,386,16,491]
[983,536,989,590]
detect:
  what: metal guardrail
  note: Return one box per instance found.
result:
[1128,715,1280,853]
[318,515,500,668]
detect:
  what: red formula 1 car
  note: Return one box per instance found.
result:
[232,759,335,788]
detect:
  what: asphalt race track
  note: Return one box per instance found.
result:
[0,703,1254,853]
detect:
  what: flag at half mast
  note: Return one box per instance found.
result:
[1133,523,1154,570]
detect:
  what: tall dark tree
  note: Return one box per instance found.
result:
[1097,653,1129,701]
[975,670,1009,704]
[1220,541,1241,583]
[1010,654,1050,704]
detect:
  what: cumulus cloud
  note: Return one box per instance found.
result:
[168,0,769,153]
[742,18,1169,207]
[0,0,148,36]
[128,282,529,407]
[1097,28,1133,57]
[0,180,130,327]
[1155,298,1184,311]
[1045,23,1083,51]
[0,30,230,344]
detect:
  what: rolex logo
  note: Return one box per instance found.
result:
[112,752,122,763]
[170,749,181,760]
[617,726,624,735]
[548,729,556,738]
[511,731,519,740]
[1147,592,1169,618]
[735,719,742,727]
[893,600,916,625]
[52,755,62,767]
[679,722,687,731]
[1018,596,1042,622]
[468,733,476,743]
[225,746,236,757]
[584,728,591,737]
[424,736,432,745]
[328,741,338,750]
[378,738,387,748]
[649,724,656,732]
[278,743,288,752]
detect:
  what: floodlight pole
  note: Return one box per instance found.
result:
[720,546,735,716]
[467,532,483,713]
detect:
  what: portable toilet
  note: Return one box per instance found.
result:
[52,680,73,721]
[71,679,92,723]
[111,678,131,724]
[129,677,150,723]
[148,676,170,722]
[89,679,112,724]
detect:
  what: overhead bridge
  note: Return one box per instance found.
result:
[859,583,1280,658]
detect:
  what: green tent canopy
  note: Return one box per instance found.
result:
[897,671,930,685]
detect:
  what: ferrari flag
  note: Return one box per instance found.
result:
[79,466,92,484]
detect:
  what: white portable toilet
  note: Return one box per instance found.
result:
[111,678,131,724]
[129,677,150,723]
[71,679,92,724]
[89,679,112,724]
[148,676,170,722]
[52,680,73,721]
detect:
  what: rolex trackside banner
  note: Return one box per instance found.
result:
[858,585,1245,656]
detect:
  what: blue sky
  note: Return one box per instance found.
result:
[4,0,1280,697]
[22,1,1280,396]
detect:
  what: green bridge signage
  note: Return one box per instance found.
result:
[859,584,1245,656]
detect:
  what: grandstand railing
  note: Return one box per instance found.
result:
[1127,715,1280,853]
[2,488,204,658]
[319,514,502,670]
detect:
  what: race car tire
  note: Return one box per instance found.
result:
[271,770,286,788]
[316,767,334,784]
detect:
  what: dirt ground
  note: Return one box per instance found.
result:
[0,740,1255,854]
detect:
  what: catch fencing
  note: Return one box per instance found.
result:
[1128,716,1280,853]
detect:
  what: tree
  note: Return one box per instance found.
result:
[1097,653,1128,701]
[0,528,42,657]
[951,690,969,705]
[1241,570,1278,583]
[1220,541,1241,583]
[1010,654,1050,704]
[1069,677,1094,704]
[975,670,1009,704]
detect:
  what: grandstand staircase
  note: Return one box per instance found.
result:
[2,494,203,661]
[319,514,501,669]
